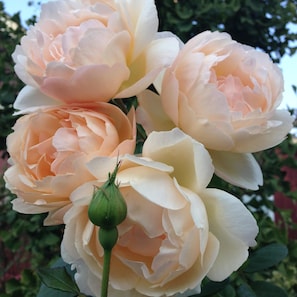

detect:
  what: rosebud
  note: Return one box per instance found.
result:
[88,162,127,229]
[99,227,119,250]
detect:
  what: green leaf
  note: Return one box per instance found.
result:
[37,284,77,297]
[41,232,60,246]
[37,267,80,294]
[237,284,257,297]
[5,279,22,294]
[190,278,229,296]
[251,281,287,297]
[244,243,288,273]
[220,285,236,297]
[20,269,37,287]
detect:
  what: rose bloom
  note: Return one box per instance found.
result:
[12,0,179,105]
[61,128,258,297]
[136,31,293,190]
[4,103,136,225]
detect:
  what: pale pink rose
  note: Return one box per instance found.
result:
[61,129,258,296]
[136,31,293,189]
[4,103,136,225]
[12,0,179,105]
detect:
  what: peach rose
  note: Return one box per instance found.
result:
[4,103,136,225]
[136,31,293,189]
[61,129,258,296]
[12,0,179,105]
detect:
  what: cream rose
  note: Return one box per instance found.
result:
[61,128,258,296]
[4,103,136,225]
[12,0,179,105]
[136,31,293,189]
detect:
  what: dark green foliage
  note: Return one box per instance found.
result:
[0,3,24,150]
[156,0,297,62]
[0,176,63,296]
[243,243,288,273]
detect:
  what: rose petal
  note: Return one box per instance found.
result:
[143,128,214,192]
[41,63,130,103]
[117,166,187,210]
[136,89,175,133]
[201,188,258,281]
[209,151,263,190]
[232,109,294,152]
[117,0,158,60]
[13,86,61,113]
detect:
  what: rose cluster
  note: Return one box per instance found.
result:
[4,0,293,296]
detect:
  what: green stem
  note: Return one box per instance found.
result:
[101,248,112,297]
[98,227,119,297]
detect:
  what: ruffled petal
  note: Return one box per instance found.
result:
[117,166,187,210]
[233,109,294,152]
[41,63,130,103]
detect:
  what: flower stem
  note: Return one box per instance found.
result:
[99,227,119,297]
[101,248,112,297]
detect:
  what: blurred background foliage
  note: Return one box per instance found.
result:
[0,0,297,296]
[0,3,24,151]
[156,0,297,62]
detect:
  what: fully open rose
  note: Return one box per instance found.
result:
[61,129,258,296]
[12,0,179,106]
[136,31,293,189]
[4,103,136,225]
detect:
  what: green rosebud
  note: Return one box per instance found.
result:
[99,227,119,250]
[88,161,127,229]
